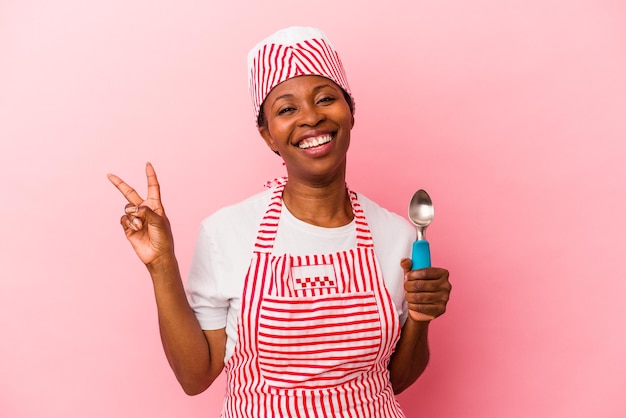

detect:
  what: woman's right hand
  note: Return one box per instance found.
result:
[107,162,174,267]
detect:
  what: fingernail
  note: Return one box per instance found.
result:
[125,206,138,214]
[131,217,143,230]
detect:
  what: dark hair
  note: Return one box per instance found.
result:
[256,88,354,128]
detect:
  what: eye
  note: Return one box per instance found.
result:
[277,106,296,115]
[318,96,336,105]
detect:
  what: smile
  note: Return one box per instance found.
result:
[297,134,333,149]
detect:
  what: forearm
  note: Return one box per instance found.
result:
[388,317,430,394]
[148,256,224,395]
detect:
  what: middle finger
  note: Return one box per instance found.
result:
[405,279,443,293]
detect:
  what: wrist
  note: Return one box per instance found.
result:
[146,253,179,278]
[405,314,431,331]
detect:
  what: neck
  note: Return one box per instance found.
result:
[282,175,353,227]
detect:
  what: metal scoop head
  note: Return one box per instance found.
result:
[408,189,434,241]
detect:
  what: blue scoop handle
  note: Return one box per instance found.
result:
[411,240,431,270]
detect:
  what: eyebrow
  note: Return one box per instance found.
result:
[271,83,336,104]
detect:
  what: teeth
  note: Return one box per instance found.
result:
[298,134,332,149]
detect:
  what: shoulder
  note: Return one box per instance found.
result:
[355,192,414,241]
[196,188,273,252]
[357,193,415,253]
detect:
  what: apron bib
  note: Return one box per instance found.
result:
[222,184,404,417]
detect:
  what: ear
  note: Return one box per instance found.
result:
[258,126,279,154]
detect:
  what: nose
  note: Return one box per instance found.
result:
[298,102,325,127]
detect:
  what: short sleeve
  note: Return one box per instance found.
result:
[185,222,229,330]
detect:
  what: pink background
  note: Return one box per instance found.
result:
[1,0,625,417]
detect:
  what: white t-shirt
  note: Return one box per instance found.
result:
[185,188,415,362]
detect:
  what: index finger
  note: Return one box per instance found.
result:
[107,172,144,206]
[405,267,448,281]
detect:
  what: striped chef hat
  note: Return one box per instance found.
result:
[247,26,353,125]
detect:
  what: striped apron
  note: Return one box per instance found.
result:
[222,184,405,417]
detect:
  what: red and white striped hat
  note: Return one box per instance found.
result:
[247,26,353,124]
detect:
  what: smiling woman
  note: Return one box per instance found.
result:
[108,26,451,417]
[259,75,355,191]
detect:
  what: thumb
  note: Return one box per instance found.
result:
[124,205,160,231]
[400,258,412,275]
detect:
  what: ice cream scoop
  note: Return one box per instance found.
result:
[408,189,434,270]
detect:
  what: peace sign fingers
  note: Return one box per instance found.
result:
[107,162,165,215]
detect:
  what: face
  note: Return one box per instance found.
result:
[258,75,354,183]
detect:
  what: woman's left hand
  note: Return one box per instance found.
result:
[400,259,451,322]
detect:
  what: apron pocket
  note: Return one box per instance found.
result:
[257,292,382,389]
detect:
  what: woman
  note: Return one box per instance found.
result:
[109,26,451,417]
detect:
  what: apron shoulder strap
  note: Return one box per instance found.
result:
[349,191,375,249]
[253,184,284,253]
